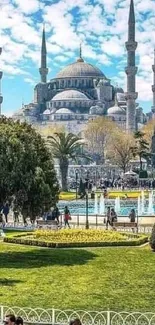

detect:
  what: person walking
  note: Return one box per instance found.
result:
[64,206,71,228]
[111,208,117,229]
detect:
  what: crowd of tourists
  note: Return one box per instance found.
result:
[3,314,82,325]
[43,205,71,228]
[105,207,136,230]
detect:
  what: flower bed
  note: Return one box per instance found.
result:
[4,229,148,248]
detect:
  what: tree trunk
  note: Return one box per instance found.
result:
[140,154,142,171]
[60,159,69,192]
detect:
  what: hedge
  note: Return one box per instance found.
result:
[4,235,148,248]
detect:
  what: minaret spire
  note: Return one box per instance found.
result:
[152,49,155,118]
[0,47,3,116]
[77,42,84,62]
[39,24,48,83]
[125,0,138,132]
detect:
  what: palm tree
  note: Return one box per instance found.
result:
[47,132,86,191]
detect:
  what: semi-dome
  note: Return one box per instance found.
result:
[108,104,126,115]
[56,59,105,78]
[43,109,51,115]
[52,89,89,101]
[55,108,73,114]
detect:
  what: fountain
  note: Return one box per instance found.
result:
[94,193,98,214]
[115,197,121,215]
[99,194,105,214]
[141,190,145,214]
[148,191,154,215]
[137,196,141,216]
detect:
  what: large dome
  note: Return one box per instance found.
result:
[52,89,89,101]
[56,58,105,78]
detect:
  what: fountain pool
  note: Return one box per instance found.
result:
[58,191,155,217]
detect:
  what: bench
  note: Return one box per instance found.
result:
[37,219,58,230]
[113,222,138,231]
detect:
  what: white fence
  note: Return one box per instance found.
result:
[1,307,155,325]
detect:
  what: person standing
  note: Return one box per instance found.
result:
[64,206,71,228]
[3,202,9,224]
[129,209,136,222]
[106,207,111,230]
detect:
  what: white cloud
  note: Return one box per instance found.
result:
[0,0,155,113]
[13,0,40,14]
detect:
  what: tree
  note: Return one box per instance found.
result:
[130,131,150,171]
[47,132,87,191]
[0,117,59,220]
[84,117,117,164]
[107,131,134,173]
[150,224,155,251]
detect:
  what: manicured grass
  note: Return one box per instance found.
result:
[0,242,155,311]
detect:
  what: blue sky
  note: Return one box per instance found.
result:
[0,0,155,116]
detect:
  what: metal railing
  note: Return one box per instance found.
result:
[1,306,155,325]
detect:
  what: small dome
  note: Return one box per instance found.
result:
[56,59,105,78]
[108,104,126,115]
[90,105,104,115]
[115,86,124,93]
[43,109,51,115]
[55,108,73,114]
[52,90,89,101]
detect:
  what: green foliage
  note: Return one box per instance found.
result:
[0,117,59,219]
[1,242,155,311]
[47,132,89,191]
[131,131,150,171]
[150,224,155,251]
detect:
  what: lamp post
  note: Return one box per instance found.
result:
[75,169,78,200]
[85,170,89,229]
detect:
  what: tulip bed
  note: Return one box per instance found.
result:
[4,229,148,248]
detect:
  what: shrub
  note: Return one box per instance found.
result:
[4,229,148,248]
[150,224,155,251]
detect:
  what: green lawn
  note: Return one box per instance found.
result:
[0,242,155,311]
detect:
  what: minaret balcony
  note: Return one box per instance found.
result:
[0,95,3,104]
[125,41,137,51]
[151,106,155,113]
[39,68,48,75]
[125,92,138,101]
[152,65,155,73]
[125,66,138,75]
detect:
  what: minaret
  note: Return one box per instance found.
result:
[39,25,48,83]
[152,49,155,118]
[0,47,3,115]
[125,0,138,132]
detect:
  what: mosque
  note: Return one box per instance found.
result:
[12,0,154,133]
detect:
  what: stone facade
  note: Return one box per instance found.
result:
[13,0,149,134]
[0,47,3,115]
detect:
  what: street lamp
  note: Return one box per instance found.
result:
[85,170,89,229]
[75,169,78,200]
